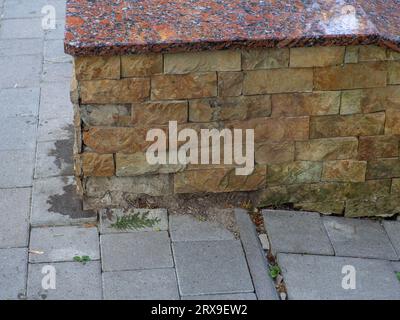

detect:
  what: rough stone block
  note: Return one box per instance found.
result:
[322,160,367,183]
[29,226,100,263]
[80,104,131,126]
[267,161,322,185]
[255,141,294,164]
[294,201,345,215]
[80,78,150,104]
[310,113,385,138]
[74,56,120,80]
[81,153,115,177]
[173,240,254,296]
[189,95,271,122]
[218,71,243,97]
[385,108,400,135]
[174,166,266,193]
[100,232,173,271]
[314,62,387,90]
[262,210,334,255]
[392,178,400,194]
[366,158,400,179]
[103,269,179,300]
[132,100,188,125]
[151,72,217,100]
[121,54,163,77]
[358,135,399,160]
[345,196,400,218]
[295,137,358,161]
[271,91,340,117]
[243,68,313,94]
[388,61,400,84]
[323,216,397,260]
[359,45,388,61]
[164,50,241,73]
[242,48,289,70]
[344,46,359,63]
[290,46,345,67]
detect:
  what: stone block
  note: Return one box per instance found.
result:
[74,56,120,80]
[392,178,400,194]
[314,62,387,90]
[121,54,163,77]
[266,161,322,185]
[81,153,115,177]
[345,196,400,217]
[310,113,385,138]
[344,46,359,63]
[255,141,294,164]
[358,135,399,160]
[271,91,340,117]
[80,104,131,126]
[294,201,345,215]
[385,108,400,135]
[295,137,358,161]
[366,158,400,179]
[132,100,188,125]
[151,72,217,100]
[80,78,150,104]
[242,48,289,70]
[243,68,313,94]
[100,232,173,271]
[358,45,388,61]
[174,166,266,193]
[322,160,367,183]
[290,46,345,67]
[218,71,243,97]
[164,50,241,73]
[388,61,400,84]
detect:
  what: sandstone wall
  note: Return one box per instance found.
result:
[71,45,400,217]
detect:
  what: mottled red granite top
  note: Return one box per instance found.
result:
[64,0,400,56]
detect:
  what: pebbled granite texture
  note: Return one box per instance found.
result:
[64,0,400,56]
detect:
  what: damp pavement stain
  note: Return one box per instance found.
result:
[48,139,74,172]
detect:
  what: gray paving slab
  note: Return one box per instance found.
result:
[182,293,257,300]
[323,216,398,260]
[0,19,44,39]
[170,214,235,242]
[3,0,65,19]
[0,87,40,118]
[29,226,100,263]
[0,38,43,56]
[173,240,254,296]
[392,261,400,272]
[101,232,173,272]
[42,62,72,83]
[39,81,74,120]
[103,269,180,300]
[0,54,42,89]
[34,140,74,178]
[0,188,30,248]
[37,117,73,142]
[0,116,37,151]
[234,208,278,300]
[100,208,168,234]
[0,248,28,300]
[262,210,334,255]
[382,220,400,259]
[44,39,72,63]
[0,150,34,187]
[27,261,102,300]
[30,176,97,226]
[44,19,65,40]
[278,253,400,300]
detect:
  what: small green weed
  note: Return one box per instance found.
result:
[73,255,91,264]
[269,265,281,280]
[111,211,160,230]
[396,272,400,282]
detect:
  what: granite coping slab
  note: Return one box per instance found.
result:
[64,0,400,56]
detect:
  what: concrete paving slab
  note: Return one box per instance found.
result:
[27,261,102,300]
[101,232,173,272]
[30,176,97,226]
[29,226,100,263]
[100,208,168,234]
[0,87,40,118]
[3,0,65,19]
[0,116,37,150]
[0,188,30,248]
[0,54,42,88]
[103,269,179,300]
[262,210,334,255]
[182,293,257,300]
[37,117,73,142]
[0,150,34,188]
[0,19,43,39]
[323,216,398,260]
[39,81,73,120]
[44,39,72,63]
[169,214,235,242]
[0,248,28,300]
[382,220,400,259]
[278,253,400,300]
[173,240,254,296]
[34,140,74,178]
[44,19,65,40]
[42,62,72,83]
[0,38,43,56]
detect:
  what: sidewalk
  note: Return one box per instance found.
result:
[0,0,399,300]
